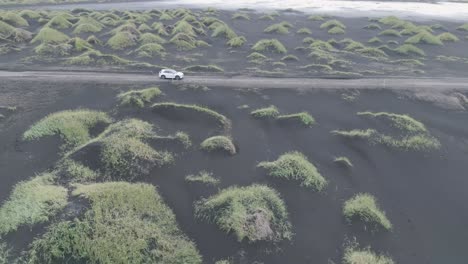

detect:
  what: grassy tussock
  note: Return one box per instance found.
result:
[139,32,166,44]
[232,12,250,20]
[152,102,230,129]
[57,159,99,183]
[185,170,220,186]
[200,136,236,155]
[250,105,280,119]
[393,44,426,56]
[73,23,101,34]
[328,26,345,34]
[405,31,443,45]
[135,43,166,58]
[0,173,67,235]
[1,12,29,27]
[364,23,381,30]
[169,32,208,50]
[357,111,427,133]
[46,15,73,29]
[456,23,468,31]
[334,156,353,167]
[172,20,196,37]
[117,87,162,107]
[23,109,112,149]
[264,21,293,34]
[226,36,246,47]
[0,242,10,264]
[0,21,16,36]
[31,27,69,43]
[332,129,377,139]
[378,29,401,37]
[252,39,287,54]
[320,19,346,29]
[27,182,202,264]
[281,54,299,61]
[151,22,169,35]
[195,184,292,242]
[437,32,459,42]
[343,193,392,230]
[308,15,325,21]
[276,112,316,126]
[258,151,327,191]
[296,27,312,35]
[184,64,224,72]
[343,244,394,264]
[368,37,382,44]
[107,31,138,50]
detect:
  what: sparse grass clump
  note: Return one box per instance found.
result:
[258,151,327,191]
[184,64,224,72]
[357,111,427,133]
[331,129,377,139]
[227,36,246,47]
[343,193,392,230]
[456,23,468,31]
[57,159,99,183]
[135,43,165,58]
[297,27,312,35]
[139,32,166,44]
[0,242,10,264]
[0,21,16,36]
[320,19,346,30]
[368,37,382,44]
[405,31,443,45]
[364,23,381,30]
[195,184,292,242]
[200,135,236,155]
[0,173,67,235]
[31,27,69,43]
[152,102,230,129]
[232,12,250,20]
[107,31,138,50]
[264,21,293,34]
[27,182,202,264]
[252,39,287,54]
[343,244,395,264]
[308,15,325,21]
[438,32,459,42]
[334,156,353,167]
[185,170,220,186]
[118,87,162,108]
[250,105,280,119]
[276,112,315,126]
[328,26,345,35]
[394,44,426,56]
[1,11,29,27]
[46,15,72,29]
[23,109,112,149]
[281,54,299,61]
[169,32,207,50]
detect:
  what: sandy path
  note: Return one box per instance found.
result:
[1,70,468,91]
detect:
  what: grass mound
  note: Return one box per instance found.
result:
[200,135,236,155]
[210,22,237,39]
[343,244,394,264]
[27,182,202,264]
[252,39,287,54]
[232,12,250,20]
[185,170,220,186]
[169,32,207,50]
[1,12,29,27]
[379,29,401,37]
[0,173,67,236]
[0,21,16,36]
[31,27,69,44]
[7,28,32,42]
[23,109,112,149]
[332,129,377,139]
[172,20,196,37]
[297,27,312,35]
[117,87,162,108]
[152,102,230,129]
[343,193,392,230]
[276,112,315,126]
[364,23,381,30]
[281,54,299,61]
[73,23,101,34]
[264,21,293,34]
[135,43,166,58]
[57,159,99,183]
[320,19,346,30]
[328,26,345,35]
[394,44,426,56]
[438,32,459,42]
[184,64,224,72]
[152,22,169,35]
[195,184,292,242]
[107,31,138,50]
[258,151,327,191]
[227,36,246,47]
[456,23,468,31]
[405,31,443,45]
[250,105,280,119]
[139,32,166,44]
[46,15,72,29]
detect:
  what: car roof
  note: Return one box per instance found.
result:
[162,68,175,71]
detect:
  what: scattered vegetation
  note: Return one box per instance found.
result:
[343,193,392,230]
[31,27,69,44]
[334,156,353,168]
[27,182,202,264]
[296,27,312,35]
[456,23,468,31]
[320,19,346,30]
[405,31,443,45]
[258,151,327,191]
[23,109,112,149]
[343,243,395,264]
[250,105,280,119]
[0,173,67,235]
[438,32,459,42]
[276,112,315,126]
[184,64,224,72]
[364,23,381,30]
[328,26,345,34]
[252,39,287,54]
[264,21,293,34]
[394,44,426,56]
[200,135,236,155]
[117,87,162,108]
[226,36,246,47]
[195,184,292,242]
[232,12,250,20]
[185,170,220,186]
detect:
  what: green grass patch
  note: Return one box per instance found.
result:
[320,19,346,29]
[226,36,246,47]
[456,23,468,31]
[232,12,250,20]
[185,170,220,186]
[276,112,315,126]
[135,43,166,58]
[117,87,162,108]
[57,159,99,183]
[250,105,280,119]
[0,21,16,37]
[328,26,345,35]
[379,29,401,37]
[23,109,112,149]
[378,16,404,26]
[334,156,353,167]
[252,39,287,54]
[364,23,381,30]
[438,32,459,42]
[343,193,392,230]
[393,43,426,56]
[308,15,325,21]
[200,135,236,155]
[195,184,292,242]
[258,151,327,191]
[139,32,166,44]
[107,31,138,50]
[405,31,443,45]
[264,21,293,34]
[300,64,333,72]
[169,32,208,50]
[343,243,395,264]
[31,27,69,44]
[172,19,196,37]
[184,64,224,72]
[296,27,312,35]
[152,22,169,35]
[281,54,299,61]
[152,102,230,130]
[73,23,101,34]
[0,242,10,264]
[46,14,72,29]
[210,22,237,39]
[357,111,427,133]
[27,182,202,264]
[1,11,29,27]
[0,173,67,236]
[368,37,382,44]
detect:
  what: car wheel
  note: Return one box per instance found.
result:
[175,76,181,80]
[161,75,166,79]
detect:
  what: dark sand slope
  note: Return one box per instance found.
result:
[1,79,468,263]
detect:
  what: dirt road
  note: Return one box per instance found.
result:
[1,70,468,91]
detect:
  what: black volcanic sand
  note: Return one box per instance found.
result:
[1,79,468,263]
[1,9,468,77]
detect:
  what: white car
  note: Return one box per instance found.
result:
[159,69,184,80]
